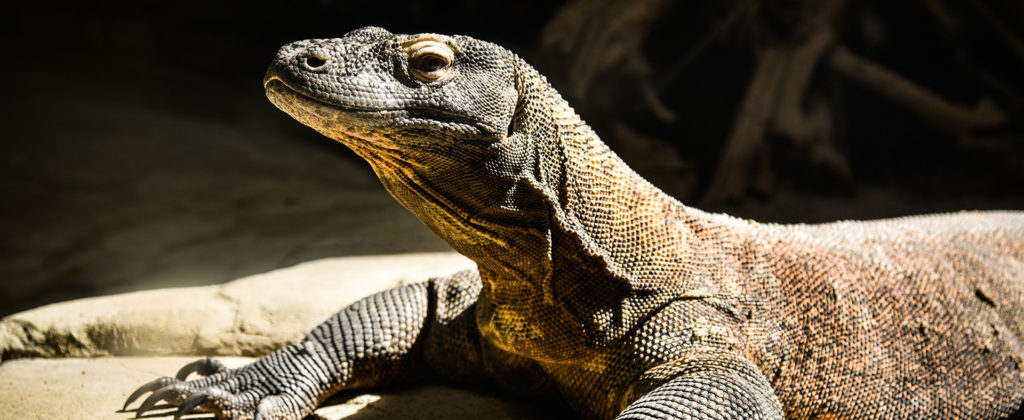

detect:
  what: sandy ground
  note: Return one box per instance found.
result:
[0,357,570,420]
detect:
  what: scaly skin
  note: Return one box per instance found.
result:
[125,27,1024,419]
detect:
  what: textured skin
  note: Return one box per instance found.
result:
[124,27,1024,419]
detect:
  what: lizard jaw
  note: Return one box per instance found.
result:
[263,77,368,142]
[265,75,501,145]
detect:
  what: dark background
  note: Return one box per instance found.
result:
[3,0,1023,316]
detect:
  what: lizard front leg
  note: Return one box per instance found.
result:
[615,349,783,420]
[123,269,548,419]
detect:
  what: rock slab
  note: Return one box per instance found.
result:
[0,253,574,419]
[1,253,474,360]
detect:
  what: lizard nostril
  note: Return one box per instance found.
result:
[304,55,326,69]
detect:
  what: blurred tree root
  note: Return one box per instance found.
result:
[541,0,1022,205]
[703,0,1008,204]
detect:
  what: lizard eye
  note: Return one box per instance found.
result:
[407,40,454,83]
[414,54,448,73]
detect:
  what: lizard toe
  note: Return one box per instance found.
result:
[172,387,241,420]
[175,357,231,381]
[123,377,177,411]
[172,391,209,420]
[136,383,189,418]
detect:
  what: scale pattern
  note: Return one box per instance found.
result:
[124,27,1024,420]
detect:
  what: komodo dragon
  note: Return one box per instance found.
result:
[124,27,1024,419]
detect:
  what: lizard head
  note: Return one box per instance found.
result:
[264,27,519,145]
[263,27,551,264]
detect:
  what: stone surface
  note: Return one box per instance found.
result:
[0,253,577,419]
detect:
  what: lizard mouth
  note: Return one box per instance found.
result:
[264,75,379,114]
[263,73,499,138]
[262,75,404,146]
[263,75,354,118]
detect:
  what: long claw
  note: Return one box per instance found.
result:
[175,357,228,380]
[136,384,178,418]
[173,392,208,420]
[123,377,176,410]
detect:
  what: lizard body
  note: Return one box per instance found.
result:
[125,27,1024,419]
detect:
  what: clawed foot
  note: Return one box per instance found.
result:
[123,357,230,419]
[123,343,336,420]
